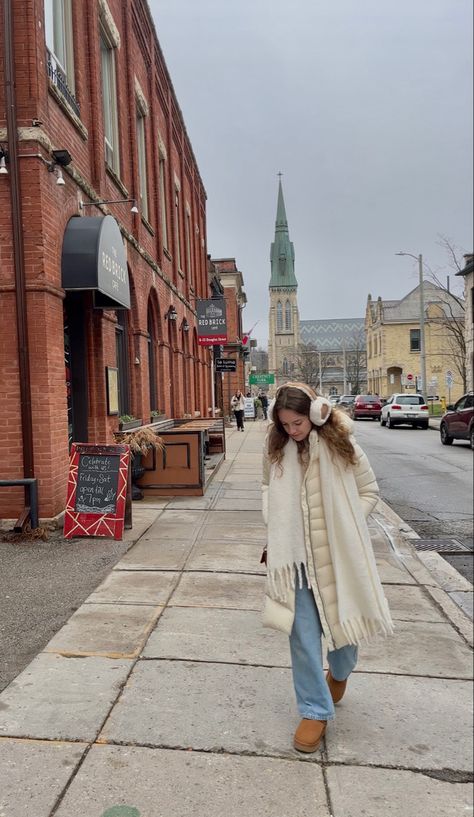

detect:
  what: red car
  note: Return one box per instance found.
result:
[352,394,382,421]
[440,392,474,449]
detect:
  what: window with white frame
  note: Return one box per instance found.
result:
[159,156,168,250]
[136,108,148,220]
[174,188,182,271]
[185,208,192,280]
[44,0,76,97]
[100,26,120,173]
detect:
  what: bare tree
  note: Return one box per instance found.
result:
[426,236,467,390]
[293,343,329,390]
[344,328,367,394]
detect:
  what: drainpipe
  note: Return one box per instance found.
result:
[4,0,35,481]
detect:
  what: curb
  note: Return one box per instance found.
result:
[375,498,473,645]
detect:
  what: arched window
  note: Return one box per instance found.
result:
[147,304,158,412]
[282,357,289,376]
[285,300,292,330]
[276,301,283,332]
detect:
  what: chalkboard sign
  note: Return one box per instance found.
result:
[64,443,130,540]
[75,454,120,514]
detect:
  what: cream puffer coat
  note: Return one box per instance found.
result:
[262,427,380,650]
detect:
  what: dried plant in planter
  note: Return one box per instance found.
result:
[117,426,164,457]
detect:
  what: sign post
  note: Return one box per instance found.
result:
[64,443,130,540]
[445,370,453,404]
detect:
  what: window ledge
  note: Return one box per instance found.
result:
[141,216,155,236]
[48,81,88,141]
[106,164,129,198]
[178,268,185,279]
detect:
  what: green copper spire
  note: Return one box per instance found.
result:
[269,179,297,289]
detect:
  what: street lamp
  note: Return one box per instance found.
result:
[395,251,427,397]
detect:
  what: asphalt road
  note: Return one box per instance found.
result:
[354,419,473,581]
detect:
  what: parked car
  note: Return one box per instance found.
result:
[440,392,474,449]
[338,395,356,413]
[329,395,340,405]
[352,394,382,420]
[380,393,429,429]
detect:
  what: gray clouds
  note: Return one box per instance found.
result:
[150,0,473,347]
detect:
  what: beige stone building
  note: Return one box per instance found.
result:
[456,254,474,392]
[365,282,465,401]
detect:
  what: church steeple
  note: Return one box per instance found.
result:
[269,179,298,289]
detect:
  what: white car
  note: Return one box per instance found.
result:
[380,393,429,429]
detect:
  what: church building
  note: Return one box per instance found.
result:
[267,180,367,395]
[267,180,300,384]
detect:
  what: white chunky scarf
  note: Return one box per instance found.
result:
[266,433,393,645]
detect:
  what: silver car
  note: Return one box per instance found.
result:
[380,393,429,429]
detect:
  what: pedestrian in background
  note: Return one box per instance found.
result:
[231,389,245,431]
[261,382,393,753]
[259,391,269,420]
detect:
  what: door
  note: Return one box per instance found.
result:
[63,294,88,445]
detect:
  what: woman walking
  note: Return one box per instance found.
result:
[261,382,393,753]
[231,389,245,431]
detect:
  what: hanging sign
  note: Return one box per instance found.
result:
[215,358,237,372]
[197,298,227,345]
[64,443,130,540]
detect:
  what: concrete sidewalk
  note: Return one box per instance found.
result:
[0,422,472,817]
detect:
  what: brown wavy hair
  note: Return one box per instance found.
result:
[268,382,357,467]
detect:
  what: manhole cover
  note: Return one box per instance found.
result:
[413,539,472,553]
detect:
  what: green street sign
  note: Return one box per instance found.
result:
[249,373,275,385]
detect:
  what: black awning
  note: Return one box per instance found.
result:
[61,215,130,309]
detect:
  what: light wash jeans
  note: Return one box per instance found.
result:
[289,569,358,721]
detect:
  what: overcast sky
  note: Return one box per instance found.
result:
[149,0,473,349]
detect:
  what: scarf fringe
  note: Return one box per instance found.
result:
[340,614,394,646]
[267,562,309,602]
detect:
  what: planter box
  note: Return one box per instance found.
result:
[150,414,167,424]
[119,419,143,432]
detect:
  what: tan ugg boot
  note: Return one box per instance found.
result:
[293,719,327,753]
[326,671,347,704]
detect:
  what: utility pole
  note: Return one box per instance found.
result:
[396,251,428,396]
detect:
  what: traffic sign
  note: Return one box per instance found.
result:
[249,373,275,385]
[445,371,454,387]
[406,373,414,382]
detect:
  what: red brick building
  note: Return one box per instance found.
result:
[0,0,213,522]
[210,258,248,414]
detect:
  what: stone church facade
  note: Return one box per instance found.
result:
[267,181,366,395]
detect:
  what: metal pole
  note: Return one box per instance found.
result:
[210,355,215,418]
[418,254,427,397]
[4,0,35,488]
[342,341,347,394]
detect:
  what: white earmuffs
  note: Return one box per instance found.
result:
[267,384,332,427]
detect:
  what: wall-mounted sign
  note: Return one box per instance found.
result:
[64,443,130,539]
[249,373,275,385]
[216,358,237,372]
[196,298,227,345]
[62,216,130,310]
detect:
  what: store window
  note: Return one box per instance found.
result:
[147,308,158,412]
[115,316,130,416]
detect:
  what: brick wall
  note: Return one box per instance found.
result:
[0,0,212,521]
